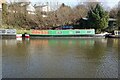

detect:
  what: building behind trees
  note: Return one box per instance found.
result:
[1,1,118,32]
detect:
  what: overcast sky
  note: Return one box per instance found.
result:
[7,0,120,8]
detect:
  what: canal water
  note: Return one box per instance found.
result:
[2,38,119,78]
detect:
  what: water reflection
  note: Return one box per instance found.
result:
[2,38,118,78]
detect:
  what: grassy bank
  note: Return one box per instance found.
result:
[16,29,31,34]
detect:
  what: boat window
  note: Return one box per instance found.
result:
[76,31,80,33]
[0,30,6,34]
[118,32,120,34]
[57,31,62,34]
[87,31,91,33]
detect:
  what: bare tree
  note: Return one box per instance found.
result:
[109,6,118,18]
[3,1,103,30]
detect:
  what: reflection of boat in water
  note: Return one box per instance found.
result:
[30,39,95,47]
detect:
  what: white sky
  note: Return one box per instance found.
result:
[7,0,120,8]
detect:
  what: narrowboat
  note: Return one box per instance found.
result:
[29,29,96,38]
[107,30,120,38]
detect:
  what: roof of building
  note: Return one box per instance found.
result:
[26,4,35,12]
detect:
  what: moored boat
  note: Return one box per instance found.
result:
[105,30,120,38]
